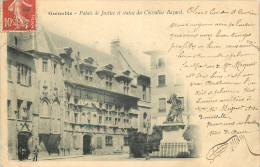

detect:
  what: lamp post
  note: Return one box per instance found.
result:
[145,119,151,160]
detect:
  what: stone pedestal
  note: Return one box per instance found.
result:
[155,124,189,157]
[161,126,186,143]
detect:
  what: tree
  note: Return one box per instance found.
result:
[183,125,200,158]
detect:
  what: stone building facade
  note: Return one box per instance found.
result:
[7,26,151,160]
[144,50,190,128]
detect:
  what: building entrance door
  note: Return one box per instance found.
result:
[83,135,92,154]
[18,132,31,160]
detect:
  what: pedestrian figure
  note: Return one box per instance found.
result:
[33,145,39,161]
[21,148,26,160]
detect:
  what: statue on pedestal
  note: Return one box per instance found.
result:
[163,94,184,124]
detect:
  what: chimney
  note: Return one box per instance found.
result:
[111,39,120,56]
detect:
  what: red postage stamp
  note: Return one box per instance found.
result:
[2,0,36,31]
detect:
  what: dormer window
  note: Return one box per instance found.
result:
[85,69,93,81]
[124,106,130,113]
[142,85,147,100]
[123,81,129,94]
[106,104,112,110]
[115,105,121,111]
[42,58,48,72]
[105,76,112,89]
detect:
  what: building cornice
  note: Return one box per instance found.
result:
[64,80,140,101]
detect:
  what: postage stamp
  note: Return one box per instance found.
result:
[2,0,36,31]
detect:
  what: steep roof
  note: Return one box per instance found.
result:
[48,32,125,73]
[117,47,150,77]
[7,24,59,56]
[8,24,149,78]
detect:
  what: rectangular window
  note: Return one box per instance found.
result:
[105,76,112,89]
[17,99,23,119]
[158,75,166,86]
[158,58,165,68]
[42,58,48,72]
[124,119,129,125]
[7,100,11,118]
[85,69,93,81]
[22,65,28,84]
[159,98,166,112]
[17,64,21,83]
[106,104,112,110]
[124,137,129,146]
[142,85,146,100]
[74,113,78,123]
[114,118,118,125]
[99,116,102,124]
[123,81,129,94]
[25,101,32,120]
[17,64,31,86]
[8,60,11,80]
[115,105,120,111]
[28,68,32,86]
[93,114,97,124]
[105,136,113,146]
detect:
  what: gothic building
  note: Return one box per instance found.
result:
[7,26,151,160]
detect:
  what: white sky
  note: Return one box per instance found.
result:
[39,1,176,70]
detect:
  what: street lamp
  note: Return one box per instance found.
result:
[145,119,151,160]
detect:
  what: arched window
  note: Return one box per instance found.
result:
[42,101,49,116]
[143,112,147,120]
[52,101,60,118]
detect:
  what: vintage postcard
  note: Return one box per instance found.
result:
[0,0,259,167]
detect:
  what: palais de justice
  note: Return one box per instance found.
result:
[7,25,189,160]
